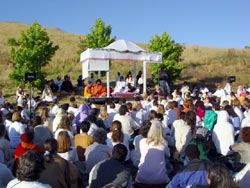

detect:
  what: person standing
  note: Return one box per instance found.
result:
[159,68,169,96]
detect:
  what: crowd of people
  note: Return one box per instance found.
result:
[1,73,250,188]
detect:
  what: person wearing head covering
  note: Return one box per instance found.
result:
[13,131,44,175]
[212,110,235,156]
[75,104,89,133]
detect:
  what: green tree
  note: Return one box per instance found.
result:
[79,18,116,52]
[8,22,59,89]
[148,32,185,85]
[78,19,116,77]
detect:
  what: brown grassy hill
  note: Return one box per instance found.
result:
[1,22,250,101]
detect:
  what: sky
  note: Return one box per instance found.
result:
[0,0,249,48]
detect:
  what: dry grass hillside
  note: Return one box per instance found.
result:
[1,22,250,102]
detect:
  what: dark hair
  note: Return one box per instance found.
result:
[32,116,42,128]
[0,123,6,137]
[44,138,58,163]
[139,120,152,138]
[90,108,100,117]
[224,105,238,118]
[109,102,116,109]
[111,121,123,143]
[112,144,128,162]
[207,163,238,188]
[86,114,97,124]
[240,127,250,143]
[119,105,128,116]
[16,150,45,181]
[148,110,157,120]
[70,97,76,102]
[185,144,200,160]
[80,120,91,133]
[185,111,196,131]
[156,113,163,121]
[93,128,107,144]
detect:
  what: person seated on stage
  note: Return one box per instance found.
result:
[127,83,136,93]
[92,79,107,97]
[114,76,126,93]
[84,81,93,98]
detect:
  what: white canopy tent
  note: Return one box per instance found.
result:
[80,39,162,97]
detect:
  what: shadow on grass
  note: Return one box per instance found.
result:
[173,76,225,92]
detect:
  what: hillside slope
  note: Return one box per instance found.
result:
[1,22,250,97]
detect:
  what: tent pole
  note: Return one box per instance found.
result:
[133,61,137,87]
[106,62,110,97]
[143,61,147,94]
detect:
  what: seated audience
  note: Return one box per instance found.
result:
[135,120,170,187]
[39,139,72,188]
[61,75,74,94]
[7,150,52,188]
[0,162,14,188]
[85,128,111,174]
[57,131,79,163]
[206,163,238,188]
[74,121,93,161]
[32,116,53,147]
[166,144,210,188]
[88,144,131,188]
[0,123,13,168]
[212,110,234,156]
[106,120,131,162]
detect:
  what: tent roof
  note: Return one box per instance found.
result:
[80,48,162,63]
[80,39,161,63]
[103,39,145,52]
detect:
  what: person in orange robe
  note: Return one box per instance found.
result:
[84,81,93,97]
[92,79,107,97]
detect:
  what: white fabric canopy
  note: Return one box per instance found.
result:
[80,39,162,97]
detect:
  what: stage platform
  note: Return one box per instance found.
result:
[83,92,140,104]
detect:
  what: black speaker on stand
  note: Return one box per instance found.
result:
[25,73,37,126]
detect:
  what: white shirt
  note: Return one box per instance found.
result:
[58,147,79,163]
[8,121,27,148]
[7,179,51,188]
[106,132,131,161]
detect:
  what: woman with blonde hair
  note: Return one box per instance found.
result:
[54,115,74,147]
[57,131,79,163]
[106,120,130,161]
[8,112,27,149]
[135,120,170,186]
[99,104,112,131]
[39,106,53,132]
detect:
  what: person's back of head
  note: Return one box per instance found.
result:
[207,163,238,188]
[118,105,128,116]
[44,138,58,163]
[80,120,91,133]
[185,144,200,161]
[109,102,116,109]
[93,128,107,144]
[16,150,45,181]
[112,143,128,162]
[139,120,152,138]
